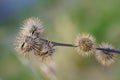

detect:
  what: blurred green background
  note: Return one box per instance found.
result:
[1,0,120,80]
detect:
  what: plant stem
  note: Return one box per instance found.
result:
[38,37,76,47]
[96,48,120,54]
[51,42,76,47]
[38,37,120,54]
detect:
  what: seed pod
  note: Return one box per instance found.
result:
[75,33,96,56]
[21,17,44,36]
[95,43,116,66]
[15,17,54,59]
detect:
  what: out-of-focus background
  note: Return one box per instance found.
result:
[1,0,120,80]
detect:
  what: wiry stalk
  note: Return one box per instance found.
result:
[96,48,120,54]
[38,37,76,47]
[38,37,120,54]
[51,42,76,47]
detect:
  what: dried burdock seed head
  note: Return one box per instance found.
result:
[95,43,116,66]
[75,33,96,56]
[16,32,42,55]
[16,17,43,55]
[34,40,55,59]
[16,34,55,58]
[21,17,44,36]
[15,17,55,59]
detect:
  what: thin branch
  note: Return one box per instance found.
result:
[38,37,120,54]
[51,42,76,47]
[38,37,76,47]
[96,48,120,54]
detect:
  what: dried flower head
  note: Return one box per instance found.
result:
[15,17,54,59]
[34,40,55,59]
[75,33,96,56]
[95,43,116,66]
[21,17,44,36]
[16,35,40,55]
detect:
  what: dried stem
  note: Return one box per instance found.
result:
[38,37,76,47]
[96,48,120,54]
[38,37,120,54]
[51,42,76,47]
